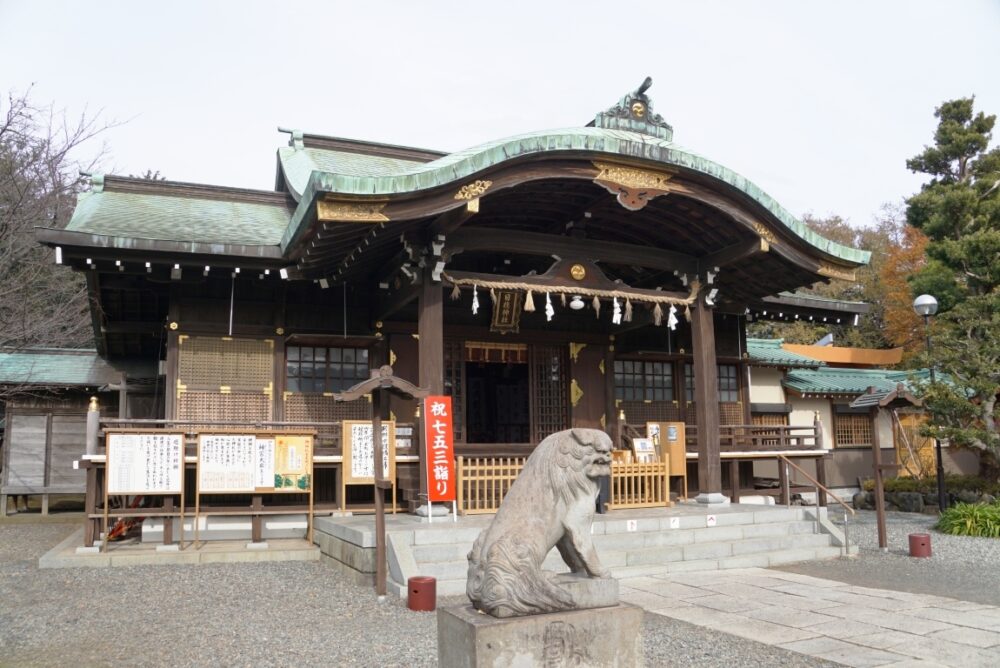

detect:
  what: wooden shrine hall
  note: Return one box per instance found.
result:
[36,78,870,519]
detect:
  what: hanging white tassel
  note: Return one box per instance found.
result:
[592,296,601,319]
[524,289,535,312]
[652,303,663,327]
[489,287,496,304]
[612,296,622,325]
[545,292,554,322]
[449,284,461,300]
[560,293,567,307]
[668,304,679,331]
[624,298,633,322]
[472,285,479,315]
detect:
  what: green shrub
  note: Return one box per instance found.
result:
[861,474,1000,496]
[936,502,1000,537]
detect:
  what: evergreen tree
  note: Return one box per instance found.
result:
[906,98,1000,478]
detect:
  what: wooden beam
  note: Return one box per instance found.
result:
[698,238,767,272]
[447,228,698,275]
[374,282,421,324]
[429,199,480,238]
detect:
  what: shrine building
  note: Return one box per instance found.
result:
[35,79,870,513]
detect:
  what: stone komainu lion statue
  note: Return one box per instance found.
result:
[466,428,613,617]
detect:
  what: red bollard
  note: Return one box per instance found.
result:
[407,576,437,611]
[908,533,932,558]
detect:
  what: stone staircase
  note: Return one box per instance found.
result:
[385,506,853,598]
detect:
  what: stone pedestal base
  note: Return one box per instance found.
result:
[695,492,731,505]
[437,603,643,667]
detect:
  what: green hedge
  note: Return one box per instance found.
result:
[862,474,1000,496]
[936,502,1000,537]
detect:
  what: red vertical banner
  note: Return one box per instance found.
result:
[423,395,456,502]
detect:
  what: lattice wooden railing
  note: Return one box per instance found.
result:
[455,455,673,514]
[455,456,526,515]
[607,461,670,509]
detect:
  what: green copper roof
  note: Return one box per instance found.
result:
[68,189,291,246]
[283,126,871,267]
[782,368,927,396]
[278,147,426,200]
[0,349,145,387]
[747,339,825,368]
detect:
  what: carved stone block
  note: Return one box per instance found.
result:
[437,603,643,668]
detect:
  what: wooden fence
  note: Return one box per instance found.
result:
[608,461,671,509]
[455,456,671,514]
[456,456,526,515]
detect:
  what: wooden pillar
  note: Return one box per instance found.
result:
[604,342,616,443]
[417,271,443,507]
[871,408,888,550]
[729,459,740,503]
[691,301,723,502]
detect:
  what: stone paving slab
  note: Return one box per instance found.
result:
[623,567,1000,667]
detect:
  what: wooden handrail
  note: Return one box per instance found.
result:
[777,454,855,517]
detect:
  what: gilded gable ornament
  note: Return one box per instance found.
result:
[455,180,493,200]
[592,161,674,211]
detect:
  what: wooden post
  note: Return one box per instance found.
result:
[84,464,98,546]
[816,455,829,507]
[871,408,888,550]
[417,270,443,507]
[778,459,790,506]
[373,391,389,598]
[691,300,722,501]
[163,496,174,545]
[729,459,740,503]
[251,495,263,543]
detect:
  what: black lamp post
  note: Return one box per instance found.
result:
[912,294,948,511]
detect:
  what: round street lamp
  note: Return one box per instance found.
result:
[912,294,947,511]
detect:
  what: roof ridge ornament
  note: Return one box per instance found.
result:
[590,76,673,141]
[277,126,304,150]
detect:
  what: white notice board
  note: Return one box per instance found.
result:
[343,420,395,484]
[107,433,184,494]
[198,434,276,493]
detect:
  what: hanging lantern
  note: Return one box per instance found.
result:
[569,295,585,310]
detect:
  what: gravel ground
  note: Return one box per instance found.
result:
[0,521,837,667]
[778,509,1000,606]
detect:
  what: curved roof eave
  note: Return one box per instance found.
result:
[280,126,870,267]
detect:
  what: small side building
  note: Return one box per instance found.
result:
[747,338,977,494]
[0,348,156,515]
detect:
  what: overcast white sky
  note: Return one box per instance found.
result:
[3,0,998,228]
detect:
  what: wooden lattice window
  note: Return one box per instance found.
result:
[444,340,465,442]
[835,412,873,447]
[286,346,369,393]
[614,360,674,401]
[530,344,568,443]
[718,364,740,402]
[684,362,741,402]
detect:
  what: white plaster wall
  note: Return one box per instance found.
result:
[876,411,894,450]
[790,398,832,450]
[748,368,785,404]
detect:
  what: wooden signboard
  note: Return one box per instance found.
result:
[194,431,314,545]
[103,431,186,552]
[341,420,396,512]
[647,421,687,498]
